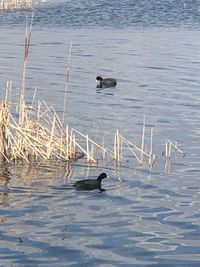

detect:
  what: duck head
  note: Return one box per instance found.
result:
[97,172,107,181]
[96,76,103,88]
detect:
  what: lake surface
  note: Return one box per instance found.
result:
[0,1,200,266]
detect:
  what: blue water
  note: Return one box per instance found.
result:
[0,1,200,266]
[1,0,200,28]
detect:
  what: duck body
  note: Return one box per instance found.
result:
[74,173,107,191]
[96,76,117,88]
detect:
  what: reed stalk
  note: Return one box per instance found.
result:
[62,42,72,124]
[31,88,37,106]
[165,139,185,158]
[86,134,90,162]
[120,136,142,164]
[102,136,106,159]
[114,131,116,160]
[72,128,113,156]
[46,112,56,159]
[141,115,145,164]
[65,125,69,159]
[165,141,168,158]
[149,127,155,167]
[0,101,9,162]
[113,129,122,162]
[19,13,33,132]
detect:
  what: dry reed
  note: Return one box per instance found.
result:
[0,0,46,10]
[164,139,185,159]
[0,88,184,169]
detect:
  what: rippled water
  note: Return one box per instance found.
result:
[1,0,200,28]
[0,1,200,266]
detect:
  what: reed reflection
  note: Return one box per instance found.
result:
[0,165,11,207]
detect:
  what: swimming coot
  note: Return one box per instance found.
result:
[96,76,117,88]
[74,172,107,191]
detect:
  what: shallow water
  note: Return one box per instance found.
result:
[0,1,200,266]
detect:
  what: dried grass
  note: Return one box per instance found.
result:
[0,0,46,10]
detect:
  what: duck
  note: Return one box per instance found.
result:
[73,172,107,191]
[96,76,117,88]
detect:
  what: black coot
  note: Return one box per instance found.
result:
[74,173,107,191]
[96,76,117,88]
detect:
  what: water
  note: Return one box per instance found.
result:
[0,1,200,266]
[1,0,200,28]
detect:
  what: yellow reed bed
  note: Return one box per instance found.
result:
[0,0,46,10]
